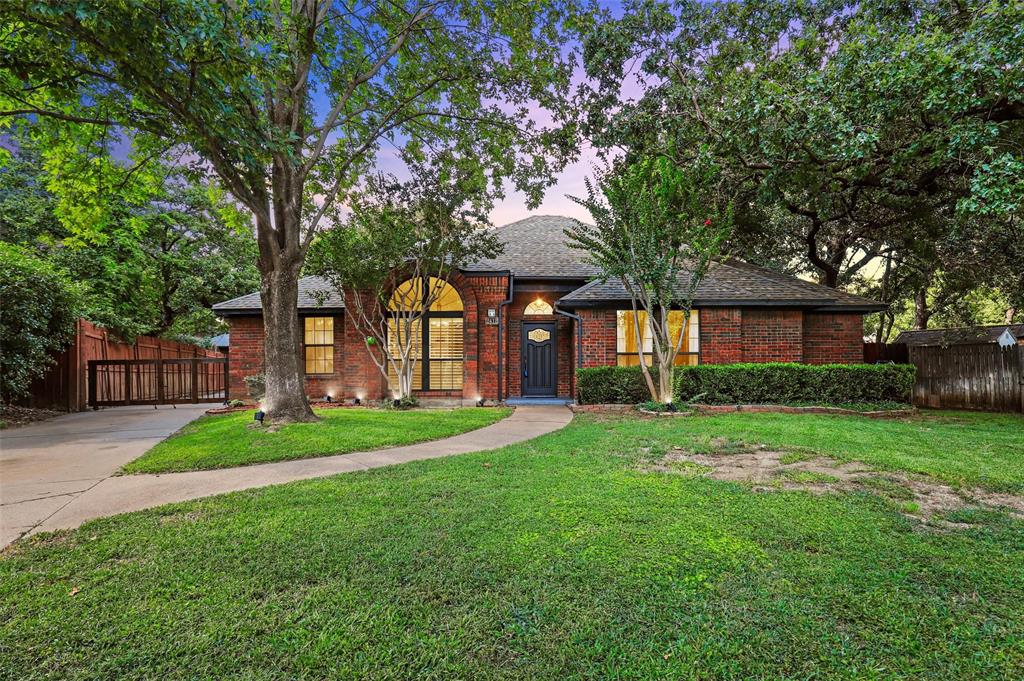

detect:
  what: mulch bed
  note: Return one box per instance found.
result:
[0,404,66,429]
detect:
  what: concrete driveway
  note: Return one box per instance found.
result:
[0,405,209,548]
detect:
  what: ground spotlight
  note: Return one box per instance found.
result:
[254,410,265,424]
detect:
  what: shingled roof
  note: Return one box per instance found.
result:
[557,258,884,312]
[212,215,883,314]
[893,324,1023,347]
[463,215,601,279]
[212,276,344,315]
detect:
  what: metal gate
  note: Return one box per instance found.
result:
[88,358,228,407]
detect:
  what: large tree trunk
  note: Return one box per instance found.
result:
[913,287,930,330]
[260,259,317,423]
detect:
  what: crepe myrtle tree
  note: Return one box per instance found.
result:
[1,0,589,422]
[308,168,501,400]
[567,155,731,404]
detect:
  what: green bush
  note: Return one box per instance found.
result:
[574,365,653,405]
[576,363,915,405]
[0,243,82,400]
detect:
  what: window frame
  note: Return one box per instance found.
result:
[388,277,465,391]
[615,309,701,367]
[302,315,335,376]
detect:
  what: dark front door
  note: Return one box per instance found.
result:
[522,322,557,396]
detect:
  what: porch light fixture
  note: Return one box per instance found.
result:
[254,410,265,424]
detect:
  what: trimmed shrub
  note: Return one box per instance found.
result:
[575,365,653,405]
[575,363,916,405]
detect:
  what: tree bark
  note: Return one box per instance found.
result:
[913,287,930,330]
[259,257,317,422]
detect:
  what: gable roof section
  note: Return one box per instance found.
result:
[463,215,600,279]
[212,276,344,316]
[558,258,884,312]
[893,324,1023,346]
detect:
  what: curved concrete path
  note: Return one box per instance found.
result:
[23,405,572,539]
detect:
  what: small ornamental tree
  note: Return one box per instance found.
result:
[566,155,731,404]
[309,170,501,400]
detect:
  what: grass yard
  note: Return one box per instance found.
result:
[3,410,1023,679]
[122,407,511,474]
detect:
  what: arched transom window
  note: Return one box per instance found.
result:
[524,298,553,316]
[387,277,464,390]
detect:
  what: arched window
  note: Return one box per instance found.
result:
[387,277,464,390]
[524,298,553,316]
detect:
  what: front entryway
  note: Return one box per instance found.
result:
[521,321,557,396]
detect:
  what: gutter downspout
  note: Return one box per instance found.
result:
[497,272,514,402]
[554,302,583,401]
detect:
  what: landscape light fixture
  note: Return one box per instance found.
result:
[393,399,401,408]
[254,410,265,424]
[353,397,361,406]
[476,396,485,407]
[323,394,332,403]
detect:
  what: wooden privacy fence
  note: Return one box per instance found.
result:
[24,319,225,412]
[88,358,228,407]
[910,343,1023,412]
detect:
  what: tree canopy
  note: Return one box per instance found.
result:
[1,0,592,420]
[580,0,1023,334]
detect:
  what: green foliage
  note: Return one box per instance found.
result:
[0,242,82,399]
[576,363,915,406]
[123,406,510,473]
[0,137,259,340]
[582,0,1024,317]
[566,155,732,401]
[575,365,653,405]
[675,363,916,405]
[382,395,421,411]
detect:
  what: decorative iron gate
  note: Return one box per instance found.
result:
[88,358,228,407]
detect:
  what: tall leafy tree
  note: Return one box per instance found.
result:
[580,0,1023,324]
[2,0,589,421]
[0,138,258,340]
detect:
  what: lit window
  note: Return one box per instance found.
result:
[387,277,464,390]
[524,298,553,316]
[304,317,334,374]
[616,310,699,366]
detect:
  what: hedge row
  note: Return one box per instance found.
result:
[575,363,916,406]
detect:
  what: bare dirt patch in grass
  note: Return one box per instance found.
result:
[651,444,1024,525]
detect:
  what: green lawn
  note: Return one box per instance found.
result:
[3,411,1023,679]
[122,407,512,474]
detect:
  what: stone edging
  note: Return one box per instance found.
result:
[572,403,915,418]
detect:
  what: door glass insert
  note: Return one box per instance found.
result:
[527,328,551,343]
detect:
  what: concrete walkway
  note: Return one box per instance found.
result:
[5,405,571,544]
[1,405,210,548]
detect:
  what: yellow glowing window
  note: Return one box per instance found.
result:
[304,317,334,374]
[524,298,553,315]
[616,310,699,367]
[386,277,464,391]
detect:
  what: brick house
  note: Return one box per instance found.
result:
[213,216,883,404]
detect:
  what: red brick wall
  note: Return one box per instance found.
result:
[741,309,803,362]
[803,313,864,364]
[226,316,264,399]
[578,308,617,368]
[699,308,743,364]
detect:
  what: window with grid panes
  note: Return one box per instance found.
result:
[387,277,464,390]
[304,317,334,374]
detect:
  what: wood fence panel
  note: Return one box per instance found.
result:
[910,344,1023,412]
[23,319,222,411]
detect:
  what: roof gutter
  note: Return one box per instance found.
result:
[497,272,514,402]
[554,301,583,366]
